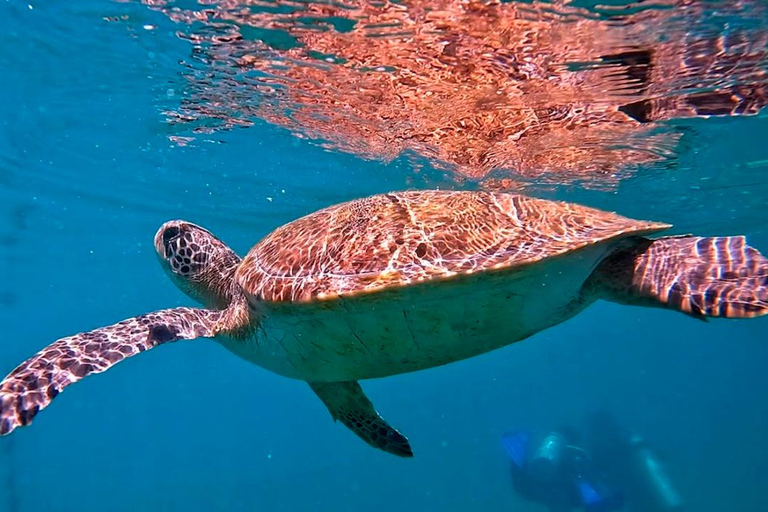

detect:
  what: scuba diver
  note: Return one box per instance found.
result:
[585,412,685,512]
[502,412,683,512]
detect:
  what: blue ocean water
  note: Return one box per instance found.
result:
[1,1,767,511]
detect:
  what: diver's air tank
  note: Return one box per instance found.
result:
[630,435,684,511]
[528,431,566,481]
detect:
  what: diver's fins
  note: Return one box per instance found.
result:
[501,430,530,469]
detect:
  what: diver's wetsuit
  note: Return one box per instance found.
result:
[510,454,583,511]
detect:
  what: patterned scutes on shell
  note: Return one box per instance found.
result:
[235,191,671,303]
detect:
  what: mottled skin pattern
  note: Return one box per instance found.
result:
[156,221,243,309]
[1,190,767,456]
[236,191,669,303]
[0,308,229,436]
[589,236,768,318]
[310,381,412,457]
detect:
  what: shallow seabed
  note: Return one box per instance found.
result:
[0,1,767,511]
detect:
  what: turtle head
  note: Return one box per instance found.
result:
[154,220,242,309]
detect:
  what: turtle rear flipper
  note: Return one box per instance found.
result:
[590,235,768,318]
[0,307,231,436]
[310,381,413,457]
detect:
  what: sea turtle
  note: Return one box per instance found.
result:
[1,190,766,456]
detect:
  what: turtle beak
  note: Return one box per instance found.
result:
[154,221,184,260]
[161,226,180,257]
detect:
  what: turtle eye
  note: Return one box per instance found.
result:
[163,226,180,244]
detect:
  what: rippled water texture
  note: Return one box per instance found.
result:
[143,0,768,190]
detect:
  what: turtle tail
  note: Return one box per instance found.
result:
[589,235,768,318]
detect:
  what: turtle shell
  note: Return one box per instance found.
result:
[235,190,670,303]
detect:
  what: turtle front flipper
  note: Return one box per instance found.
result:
[0,307,230,436]
[589,235,768,318]
[310,381,413,457]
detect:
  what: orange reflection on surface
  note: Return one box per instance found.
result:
[145,0,768,189]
